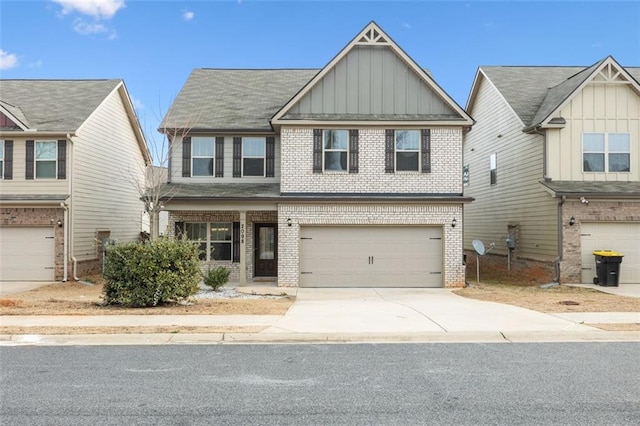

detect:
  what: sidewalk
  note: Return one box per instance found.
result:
[1,288,638,345]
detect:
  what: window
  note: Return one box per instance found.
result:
[243,137,265,176]
[490,153,497,185]
[323,130,348,171]
[463,164,469,186]
[35,141,57,179]
[0,141,4,179]
[192,137,214,176]
[583,133,630,172]
[185,222,232,261]
[395,130,420,171]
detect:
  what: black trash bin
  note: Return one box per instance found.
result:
[592,250,624,287]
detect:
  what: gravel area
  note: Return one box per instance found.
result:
[194,286,286,300]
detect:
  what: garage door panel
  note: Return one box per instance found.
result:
[581,223,640,284]
[0,227,55,281]
[300,226,442,288]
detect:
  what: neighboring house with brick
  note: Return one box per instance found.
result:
[160,22,473,288]
[463,56,640,284]
[0,79,150,281]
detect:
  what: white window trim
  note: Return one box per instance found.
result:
[242,137,266,177]
[186,222,233,262]
[35,140,57,180]
[490,153,497,186]
[395,130,420,172]
[322,130,349,172]
[582,132,631,173]
[0,140,4,179]
[191,137,215,177]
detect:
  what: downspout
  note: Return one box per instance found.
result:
[61,202,69,282]
[67,133,80,281]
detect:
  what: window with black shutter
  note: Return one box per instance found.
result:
[384,130,395,173]
[215,137,224,177]
[312,129,322,173]
[421,129,431,173]
[25,140,34,180]
[182,137,191,177]
[265,137,275,177]
[57,140,66,179]
[1,140,12,180]
[233,137,242,177]
[232,222,240,262]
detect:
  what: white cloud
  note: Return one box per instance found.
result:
[73,19,108,35]
[131,96,144,110]
[183,10,194,21]
[52,0,125,20]
[401,22,411,29]
[0,50,19,70]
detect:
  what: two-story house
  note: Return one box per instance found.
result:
[463,56,640,285]
[0,79,150,282]
[160,22,473,288]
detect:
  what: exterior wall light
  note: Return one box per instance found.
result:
[451,218,457,228]
[287,218,292,227]
[57,219,63,227]
[569,216,575,226]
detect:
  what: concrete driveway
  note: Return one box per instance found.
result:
[264,288,597,334]
[0,282,55,297]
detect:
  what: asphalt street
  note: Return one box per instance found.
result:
[1,342,639,425]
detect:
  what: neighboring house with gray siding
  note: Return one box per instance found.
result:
[160,22,473,288]
[0,79,150,281]
[463,56,640,284]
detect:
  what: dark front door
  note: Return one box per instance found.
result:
[254,223,277,277]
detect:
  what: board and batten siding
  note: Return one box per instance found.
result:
[464,76,557,261]
[289,45,457,117]
[71,88,147,260]
[168,135,281,183]
[546,82,640,181]
[0,138,69,194]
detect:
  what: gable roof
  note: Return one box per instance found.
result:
[0,79,122,132]
[469,56,640,131]
[272,21,473,128]
[160,69,319,133]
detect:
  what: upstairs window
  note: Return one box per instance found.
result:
[192,137,215,176]
[0,141,4,179]
[323,130,348,171]
[243,137,265,177]
[583,133,630,172]
[490,153,497,185]
[463,164,470,186]
[395,130,420,171]
[35,141,57,179]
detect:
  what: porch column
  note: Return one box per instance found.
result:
[239,211,247,285]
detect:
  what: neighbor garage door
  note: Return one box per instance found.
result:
[299,226,442,287]
[581,223,640,284]
[0,227,55,281]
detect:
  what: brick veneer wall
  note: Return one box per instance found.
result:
[1,207,65,280]
[560,200,640,283]
[277,203,465,287]
[280,127,463,194]
[168,210,277,281]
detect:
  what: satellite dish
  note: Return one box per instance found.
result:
[472,240,485,255]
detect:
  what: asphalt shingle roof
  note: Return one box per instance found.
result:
[0,79,122,132]
[160,69,319,132]
[540,180,640,197]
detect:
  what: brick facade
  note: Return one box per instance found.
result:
[280,127,463,194]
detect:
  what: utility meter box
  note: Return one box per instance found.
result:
[506,236,516,249]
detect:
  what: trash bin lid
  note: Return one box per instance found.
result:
[593,250,624,257]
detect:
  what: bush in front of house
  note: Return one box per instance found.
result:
[202,266,231,291]
[102,237,201,307]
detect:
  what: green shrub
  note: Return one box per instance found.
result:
[202,266,231,291]
[102,237,201,307]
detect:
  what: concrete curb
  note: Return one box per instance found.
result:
[1,330,639,346]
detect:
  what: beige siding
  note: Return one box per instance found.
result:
[464,76,558,261]
[169,135,280,184]
[71,89,147,260]
[547,82,640,181]
[0,138,69,194]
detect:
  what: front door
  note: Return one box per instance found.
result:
[254,223,277,277]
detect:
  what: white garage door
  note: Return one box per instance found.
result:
[300,226,442,288]
[581,223,640,284]
[0,227,55,281]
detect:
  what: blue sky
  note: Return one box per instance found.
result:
[1,0,639,149]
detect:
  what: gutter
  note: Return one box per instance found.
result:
[532,127,550,180]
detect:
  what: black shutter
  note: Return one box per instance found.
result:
[182,137,191,177]
[232,222,240,262]
[348,130,359,174]
[265,136,275,177]
[3,140,12,180]
[215,137,224,177]
[313,129,322,173]
[421,129,431,173]
[57,140,66,179]
[25,140,34,180]
[233,137,242,177]
[174,221,185,238]
[385,130,395,173]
